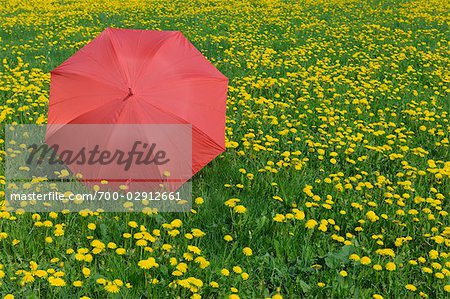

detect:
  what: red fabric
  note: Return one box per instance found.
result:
[48,28,228,178]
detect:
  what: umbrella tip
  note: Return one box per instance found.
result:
[122,87,133,101]
[122,88,134,102]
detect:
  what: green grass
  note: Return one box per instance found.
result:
[1,0,449,298]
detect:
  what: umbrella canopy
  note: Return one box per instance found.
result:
[47,28,228,189]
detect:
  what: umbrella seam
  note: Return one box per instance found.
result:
[134,33,180,84]
[106,29,131,87]
[135,95,225,151]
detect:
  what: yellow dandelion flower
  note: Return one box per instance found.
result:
[405,284,417,291]
[243,247,253,256]
[224,235,233,242]
[233,205,247,214]
[385,262,396,271]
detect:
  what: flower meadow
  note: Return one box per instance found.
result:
[0,0,449,298]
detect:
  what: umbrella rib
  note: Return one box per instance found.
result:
[140,36,227,83]
[191,126,226,175]
[64,94,128,125]
[150,52,205,80]
[134,33,180,83]
[145,73,227,92]
[192,125,225,152]
[133,30,144,82]
[135,96,225,151]
[91,124,123,182]
[139,77,228,114]
[48,92,120,108]
[107,29,131,86]
[77,47,128,88]
[52,68,126,95]
[46,95,129,149]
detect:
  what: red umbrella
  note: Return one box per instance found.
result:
[46,28,228,191]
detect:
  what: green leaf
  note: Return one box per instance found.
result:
[325,255,339,269]
[299,280,311,292]
[336,245,355,261]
